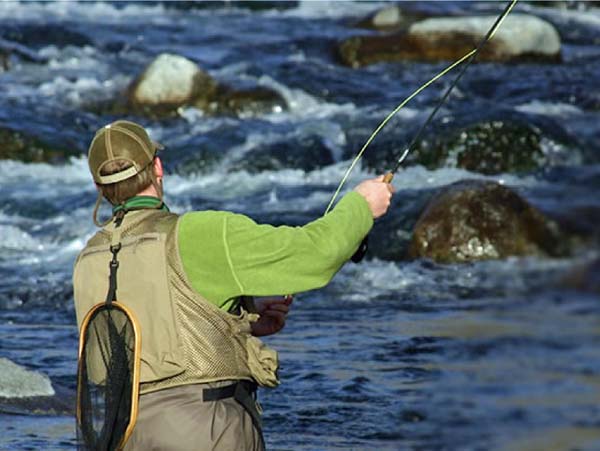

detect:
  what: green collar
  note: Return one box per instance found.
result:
[112,196,170,215]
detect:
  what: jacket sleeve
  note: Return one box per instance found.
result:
[224,191,373,296]
[178,191,373,307]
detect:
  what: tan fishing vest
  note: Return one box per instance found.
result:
[73,209,279,394]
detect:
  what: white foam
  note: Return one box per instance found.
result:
[0,157,93,187]
[167,159,370,202]
[0,1,171,24]
[382,165,540,191]
[43,45,107,71]
[269,1,389,19]
[0,225,44,252]
[257,75,358,122]
[0,358,55,398]
[520,4,600,28]
[515,100,583,117]
[334,252,589,303]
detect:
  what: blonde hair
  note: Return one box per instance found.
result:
[92,159,162,227]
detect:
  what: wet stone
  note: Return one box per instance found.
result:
[407,179,571,263]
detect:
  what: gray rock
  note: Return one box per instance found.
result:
[0,358,54,398]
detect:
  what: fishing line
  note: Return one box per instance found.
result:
[325,0,518,215]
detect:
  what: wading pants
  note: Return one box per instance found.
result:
[124,381,264,451]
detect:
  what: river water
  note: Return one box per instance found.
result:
[0,1,599,450]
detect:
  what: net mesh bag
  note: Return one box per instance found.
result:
[77,302,140,451]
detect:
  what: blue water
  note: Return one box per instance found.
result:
[0,1,599,450]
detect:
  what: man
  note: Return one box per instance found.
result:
[73,120,394,450]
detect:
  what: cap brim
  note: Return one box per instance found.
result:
[153,140,165,151]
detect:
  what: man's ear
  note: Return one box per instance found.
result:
[154,156,164,179]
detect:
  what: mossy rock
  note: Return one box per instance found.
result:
[416,121,545,175]
[357,111,581,175]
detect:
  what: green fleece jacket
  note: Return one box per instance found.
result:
[177,191,373,311]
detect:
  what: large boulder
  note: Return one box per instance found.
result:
[407,180,569,263]
[0,127,81,163]
[338,14,561,68]
[123,53,286,118]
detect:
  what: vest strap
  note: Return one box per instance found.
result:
[106,216,124,304]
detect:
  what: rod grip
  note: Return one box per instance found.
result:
[351,235,368,263]
[383,172,394,183]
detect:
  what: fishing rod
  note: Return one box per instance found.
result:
[325,0,518,262]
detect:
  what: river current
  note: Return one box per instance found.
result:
[0,1,599,450]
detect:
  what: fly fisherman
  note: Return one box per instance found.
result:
[73,120,394,450]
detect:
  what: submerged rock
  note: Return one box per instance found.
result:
[0,24,92,48]
[560,258,600,295]
[0,127,81,163]
[115,53,286,118]
[230,135,335,173]
[0,37,48,70]
[407,180,569,263]
[338,14,561,67]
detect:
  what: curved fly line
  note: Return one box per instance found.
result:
[325,0,519,215]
